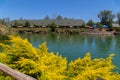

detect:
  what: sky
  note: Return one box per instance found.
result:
[0,0,120,22]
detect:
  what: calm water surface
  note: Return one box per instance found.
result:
[20,33,120,73]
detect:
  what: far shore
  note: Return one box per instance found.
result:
[9,27,119,35]
[82,31,114,35]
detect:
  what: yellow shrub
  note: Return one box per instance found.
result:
[0,53,11,64]
[68,53,120,80]
[0,36,120,80]
[0,36,67,80]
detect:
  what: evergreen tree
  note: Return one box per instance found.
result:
[13,20,19,27]
[24,21,30,27]
[86,19,94,26]
[48,22,57,32]
[96,22,102,28]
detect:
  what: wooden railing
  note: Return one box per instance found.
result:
[0,63,103,80]
[0,63,37,80]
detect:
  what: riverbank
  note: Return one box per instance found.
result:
[0,24,18,35]
[1,25,119,36]
[82,31,113,35]
[11,27,86,34]
[11,27,119,35]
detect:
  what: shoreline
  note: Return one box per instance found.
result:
[0,26,118,35]
[11,27,119,35]
[81,31,113,35]
[10,28,120,35]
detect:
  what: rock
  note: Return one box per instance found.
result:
[0,24,8,35]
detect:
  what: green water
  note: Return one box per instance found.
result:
[21,33,120,73]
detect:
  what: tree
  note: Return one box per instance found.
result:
[86,19,94,26]
[0,17,10,26]
[56,15,62,20]
[19,17,23,21]
[24,21,30,27]
[1,18,6,25]
[96,22,102,28]
[63,17,68,20]
[44,16,49,20]
[117,12,120,25]
[79,23,85,28]
[48,22,57,32]
[4,17,10,26]
[13,20,19,27]
[98,10,115,28]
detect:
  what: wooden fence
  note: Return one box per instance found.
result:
[0,63,37,80]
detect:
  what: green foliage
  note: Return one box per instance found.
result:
[44,16,49,20]
[13,20,19,27]
[98,10,115,28]
[0,36,120,80]
[86,19,94,26]
[112,27,120,31]
[0,35,9,42]
[0,17,10,26]
[0,71,14,80]
[0,53,11,64]
[79,23,85,28]
[56,15,63,20]
[0,19,6,25]
[96,22,102,28]
[24,21,30,27]
[48,22,57,32]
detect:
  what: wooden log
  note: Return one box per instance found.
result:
[0,63,37,80]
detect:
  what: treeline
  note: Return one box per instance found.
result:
[0,10,120,28]
[0,15,85,28]
[86,10,120,28]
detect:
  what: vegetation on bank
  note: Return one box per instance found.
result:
[0,10,120,35]
[0,36,120,80]
[0,9,120,80]
[0,10,120,28]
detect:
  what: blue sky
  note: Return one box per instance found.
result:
[0,0,120,22]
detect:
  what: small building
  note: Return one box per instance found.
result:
[102,25,109,32]
[18,26,23,28]
[93,25,98,29]
[10,19,85,28]
[112,24,120,27]
[102,25,109,28]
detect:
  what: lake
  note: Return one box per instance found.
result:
[20,33,120,73]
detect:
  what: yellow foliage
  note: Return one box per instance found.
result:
[68,53,119,80]
[0,71,14,80]
[0,53,10,64]
[0,36,120,80]
[0,36,67,80]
